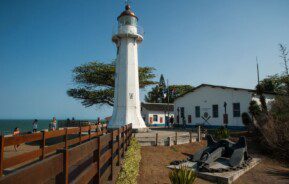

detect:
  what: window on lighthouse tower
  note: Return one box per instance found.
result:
[118,16,137,27]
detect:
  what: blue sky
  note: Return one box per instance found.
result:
[0,0,289,119]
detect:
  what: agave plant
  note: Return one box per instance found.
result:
[169,166,196,184]
[214,126,230,140]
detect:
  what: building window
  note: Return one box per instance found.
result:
[212,105,218,118]
[195,106,200,118]
[188,115,192,123]
[180,107,185,118]
[153,115,158,122]
[233,103,240,117]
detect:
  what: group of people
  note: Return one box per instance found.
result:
[31,117,58,132]
[11,117,108,151]
[12,117,58,151]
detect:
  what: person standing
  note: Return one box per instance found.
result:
[13,127,20,151]
[169,116,174,128]
[97,118,102,132]
[71,117,75,126]
[66,118,70,127]
[50,117,57,131]
[32,119,38,133]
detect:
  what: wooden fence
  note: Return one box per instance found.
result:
[0,123,132,184]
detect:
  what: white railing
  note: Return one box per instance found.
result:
[112,25,144,38]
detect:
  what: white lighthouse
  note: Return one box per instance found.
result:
[109,5,148,132]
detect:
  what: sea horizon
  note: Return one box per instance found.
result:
[0,119,98,135]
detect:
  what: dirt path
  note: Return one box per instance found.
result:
[137,141,210,184]
[137,141,289,184]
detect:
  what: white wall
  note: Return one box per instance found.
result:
[252,94,275,109]
[141,108,174,125]
[174,86,256,127]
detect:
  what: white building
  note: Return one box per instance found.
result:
[174,84,275,129]
[141,102,174,127]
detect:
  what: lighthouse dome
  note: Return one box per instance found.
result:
[117,5,138,21]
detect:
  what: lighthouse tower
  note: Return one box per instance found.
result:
[109,5,148,132]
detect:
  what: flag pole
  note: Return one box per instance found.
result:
[256,57,260,85]
[167,79,170,128]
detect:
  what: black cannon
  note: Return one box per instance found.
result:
[191,135,251,172]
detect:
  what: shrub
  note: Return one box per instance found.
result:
[254,96,289,161]
[242,112,253,130]
[249,100,261,117]
[270,96,289,122]
[169,166,196,184]
[116,137,141,184]
[214,126,230,140]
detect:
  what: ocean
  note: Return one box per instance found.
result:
[0,119,100,135]
[0,119,52,135]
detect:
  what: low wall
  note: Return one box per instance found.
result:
[135,129,202,146]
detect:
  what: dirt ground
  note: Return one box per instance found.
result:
[137,139,289,184]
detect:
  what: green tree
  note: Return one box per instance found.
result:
[256,83,268,113]
[145,83,193,103]
[67,61,156,107]
[258,74,288,94]
[144,75,166,103]
[159,74,166,88]
[249,100,261,118]
[166,85,194,103]
[257,44,289,95]
[242,112,253,129]
[144,85,162,103]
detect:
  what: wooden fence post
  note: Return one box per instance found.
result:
[64,128,68,149]
[198,126,201,142]
[0,134,4,176]
[125,125,128,151]
[155,133,158,146]
[41,131,46,160]
[123,126,126,151]
[96,137,101,184]
[89,125,91,140]
[129,125,132,141]
[175,132,177,145]
[79,126,82,144]
[110,132,114,180]
[117,129,120,166]
[122,127,125,157]
[189,131,192,143]
[62,149,69,184]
